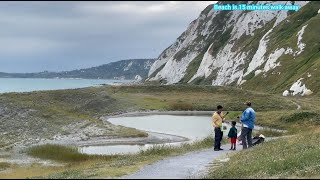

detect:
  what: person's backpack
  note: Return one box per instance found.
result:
[252,135,265,146]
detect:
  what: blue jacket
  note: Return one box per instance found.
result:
[240,107,256,129]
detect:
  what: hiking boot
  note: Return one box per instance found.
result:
[214,149,220,151]
[219,148,224,150]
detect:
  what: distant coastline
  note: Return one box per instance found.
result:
[0,58,155,81]
[0,78,135,94]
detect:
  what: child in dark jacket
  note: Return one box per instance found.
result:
[228,121,238,150]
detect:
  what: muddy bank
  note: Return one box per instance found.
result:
[35,131,189,147]
[0,130,189,166]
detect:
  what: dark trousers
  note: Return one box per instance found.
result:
[240,127,253,149]
[214,127,223,150]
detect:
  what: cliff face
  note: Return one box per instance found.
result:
[147,1,320,96]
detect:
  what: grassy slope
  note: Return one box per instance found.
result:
[106,85,297,112]
[242,1,320,95]
[206,129,320,179]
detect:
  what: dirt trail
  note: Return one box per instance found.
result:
[121,144,241,179]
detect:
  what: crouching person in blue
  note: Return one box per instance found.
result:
[239,101,256,149]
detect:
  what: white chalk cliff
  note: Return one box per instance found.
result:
[147,1,320,95]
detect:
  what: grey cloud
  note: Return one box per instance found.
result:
[0,1,215,73]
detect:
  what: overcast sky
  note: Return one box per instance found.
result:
[0,1,216,73]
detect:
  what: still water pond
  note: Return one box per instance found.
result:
[79,115,237,155]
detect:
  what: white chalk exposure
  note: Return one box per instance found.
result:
[296,24,308,55]
[239,79,247,85]
[188,43,214,82]
[151,52,198,84]
[189,42,246,86]
[201,10,218,37]
[230,1,309,83]
[283,90,290,96]
[144,60,154,70]
[242,1,290,77]
[134,75,143,82]
[230,3,278,41]
[243,2,310,78]
[212,52,246,86]
[244,28,272,77]
[124,61,133,71]
[284,24,309,57]
[264,48,285,72]
[225,10,243,31]
[273,10,288,28]
[283,78,313,96]
[148,43,179,77]
[305,89,313,96]
[255,70,263,76]
[148,17,202,77]
[192,1,288,85]
[285,48,294,55]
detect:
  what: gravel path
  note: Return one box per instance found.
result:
[121,144,242,179]
[120,137,282,179]
[291,100,302,110]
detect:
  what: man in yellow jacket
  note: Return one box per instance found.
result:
[213,105,229,151]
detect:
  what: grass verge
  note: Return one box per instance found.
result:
[27,144,118,163]
[205,110,320,178]
[0,162,11,171]
[205,130,320,179]
[2,136,214,179]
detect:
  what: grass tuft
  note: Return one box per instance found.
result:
[280,111,320,124]
[27,144,118,163]
[0,162,11,170]
[169,102,194,111]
